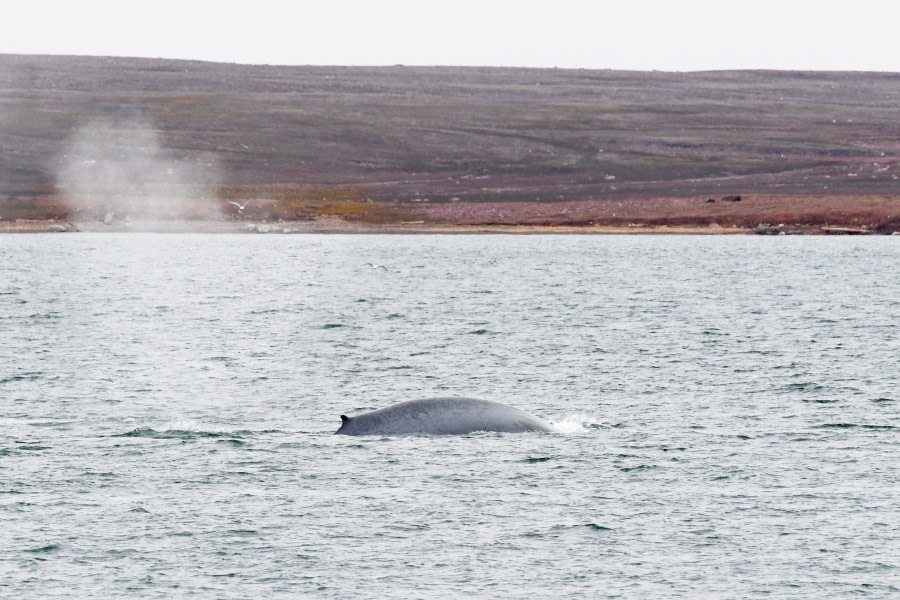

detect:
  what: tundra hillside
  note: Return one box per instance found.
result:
[1,54,898,232]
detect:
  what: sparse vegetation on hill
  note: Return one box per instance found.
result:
[0,54,898,231]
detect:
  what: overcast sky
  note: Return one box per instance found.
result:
[3,0,900,72]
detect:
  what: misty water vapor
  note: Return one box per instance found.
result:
[54,118,222,221]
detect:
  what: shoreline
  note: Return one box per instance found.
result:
[3,194,898,235]
[0,218,889,235]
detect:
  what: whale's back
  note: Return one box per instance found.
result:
[335,397,556,436]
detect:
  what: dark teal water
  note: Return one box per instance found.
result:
[1,234,898,598]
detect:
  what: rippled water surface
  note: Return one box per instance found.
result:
[1,234,898,598]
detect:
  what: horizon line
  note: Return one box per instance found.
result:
[3,52,899,76]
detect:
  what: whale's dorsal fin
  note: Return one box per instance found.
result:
[334,414,354,435]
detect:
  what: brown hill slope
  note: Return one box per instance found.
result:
[1,54,899,229]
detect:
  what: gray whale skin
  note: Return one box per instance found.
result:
[335,397,557,436]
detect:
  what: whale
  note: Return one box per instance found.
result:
[334,397,557,436]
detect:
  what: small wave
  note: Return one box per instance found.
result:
[27,313,61,320]
[547,523,615,533]
[14,444,50,451]
[27,544,62,553]
[115,426,230,439]
[217,438,246,446]
[113,421,265,440]
[0,372,44,384]
[29,420,74,428]
[225,529,260,537]
[814,423,896,430]
[619,464,658,472]
[783,382,827,392]
[521,456,554,463]
[249,308,285,315]
[702,329,727,336]
[113,422,285,440]
[322,323,345,329]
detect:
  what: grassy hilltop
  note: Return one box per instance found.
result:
[1,54,899,231]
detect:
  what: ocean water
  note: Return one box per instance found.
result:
[1,233,898,598]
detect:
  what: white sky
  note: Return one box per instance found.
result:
[3,0,900,72]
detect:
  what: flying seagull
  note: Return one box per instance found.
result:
[365,262,388,270]
[226,200,250,220]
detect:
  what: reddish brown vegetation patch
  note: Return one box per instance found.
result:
[407,194,900,233]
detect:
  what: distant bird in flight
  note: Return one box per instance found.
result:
[365,262,388,270]
[227,200,250,220]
